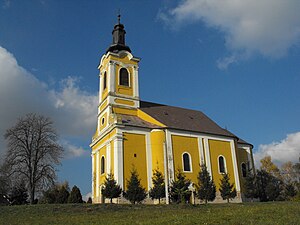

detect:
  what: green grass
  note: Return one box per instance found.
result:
[0,202,299,225]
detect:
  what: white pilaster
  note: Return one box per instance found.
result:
[246,147,253,171]
[109,61,116,93]
[106,143,111,174]
[99,72,102,104]
[163,141,169,204]
[114,130,124,189]
[96,151,100,197]
[91,153,94,200]
[133,65,139,99]
[165,130,174,184]
[230,140,241,192]
[204,138,212,176]
[198,137,205,165]
[146,133,152,191]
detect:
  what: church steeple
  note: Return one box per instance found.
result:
[106,13,131,53]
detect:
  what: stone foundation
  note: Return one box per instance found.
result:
[93,191,245,204]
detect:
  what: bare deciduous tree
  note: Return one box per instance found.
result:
[4,113,63,204]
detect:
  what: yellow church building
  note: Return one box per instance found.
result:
[90,16,254,204]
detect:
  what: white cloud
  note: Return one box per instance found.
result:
[50,76,98,138]
[61,140,89,159]
[254,132,300,166]
[216,54,238,70]
[0,46,98,158]
[160,0,300,68]
[2,0,11,9]
[82,192,92,202]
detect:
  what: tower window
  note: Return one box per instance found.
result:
[183,153,191,172]
[241,163,247,177]
[103,72,107,90]
[119,68,129,86]
[218,156,226,174]
[101,156,105,174]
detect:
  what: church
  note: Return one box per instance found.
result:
[90,15,254,204]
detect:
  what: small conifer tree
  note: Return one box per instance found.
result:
[243,170,257,201]
[56,183,70,204]
[169,169,191,204]
[284,183,297,200]
[87,197,92,204]
[123,169,147,204]
[149,169,165,203]
[101,173,122,203]
[68,185,83,203]
[197,164,216,204]
[219,173,237,203]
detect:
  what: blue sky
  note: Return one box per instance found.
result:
[0,0,300,198]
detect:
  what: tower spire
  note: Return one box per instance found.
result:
[117,9,121,24]
[106,12,132,53]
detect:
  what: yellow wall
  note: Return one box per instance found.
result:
[112,107,137,116]
[123,133,148,190]
[114,98,135,106]
[171,135,200,184]
[208,139,235,189]
[236,146,250,192]
[91,128,116,199]
[101,84,108,102]
[91,128,116,151]
[151,130,165,175]
[99,100,108,112]
[99,145,107,185]
[99,112,107,131]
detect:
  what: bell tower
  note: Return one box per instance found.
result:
[96,14,140,136]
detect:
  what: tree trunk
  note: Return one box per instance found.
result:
[227,198,229,203]
[30,186,35,204]
[110,198,113,204]
[158,198,160,204]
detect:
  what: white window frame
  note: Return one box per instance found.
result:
[182,152,192,173]
[218,155,227,174]
[119,67,130,87]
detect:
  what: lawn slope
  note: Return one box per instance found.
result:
[0,202,299,225]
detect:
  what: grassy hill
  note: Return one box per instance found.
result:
[0,201,299,225]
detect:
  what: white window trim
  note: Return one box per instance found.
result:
[118,67,130,87]
[218,155,227,174]
[182,152,193,173]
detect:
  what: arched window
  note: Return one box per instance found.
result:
[218,156,226,174]
[119,68,129,86]
[183,153,191,172]
[241,163,247,177]
[103,72,107,90]
[101,156,105,174]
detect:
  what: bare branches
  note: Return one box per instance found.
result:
[3,113,64,204]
